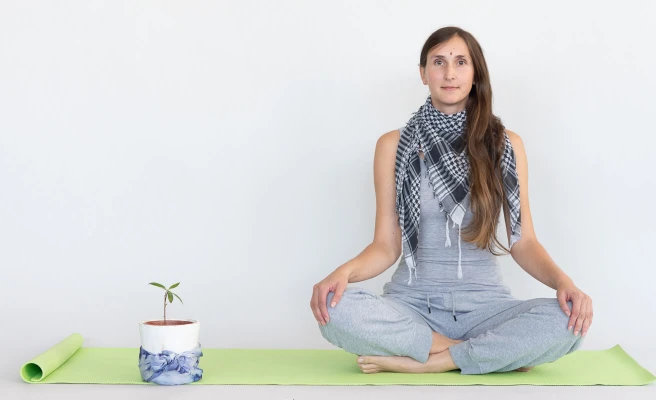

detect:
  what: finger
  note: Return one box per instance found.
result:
[315,307,325,325]
[330,281,347,308]
[588,303,593,327]
[568,296,581,331]
[318,286,331,324]
[557,291,571,317]
[311,285,325,325]
[574,316,585,337]
[310,288,316,319]
[581,314,592,337]
[581,300,593,337]
[310,286,319,322]
[573,302,587,336]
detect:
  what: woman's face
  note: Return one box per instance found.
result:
[419,35,475,114]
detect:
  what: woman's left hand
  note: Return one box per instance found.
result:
[556,280,593,337]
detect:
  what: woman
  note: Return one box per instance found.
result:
[309,26,593,375]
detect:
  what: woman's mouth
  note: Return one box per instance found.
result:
[441,87,458,91]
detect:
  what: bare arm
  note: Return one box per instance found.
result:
[310,130,403,325]
[504,130,593,337]
[504,130,571,290]
[337,130,403,283]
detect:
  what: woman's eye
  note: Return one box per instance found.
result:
[434,60,467,65]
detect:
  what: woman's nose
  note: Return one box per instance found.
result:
[445,65,457,80]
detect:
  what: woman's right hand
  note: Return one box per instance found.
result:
[310,267,351,326]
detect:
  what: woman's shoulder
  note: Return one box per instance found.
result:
[374,129,402,164]
[377,129,401,148]
[503,129,524,156]
[504,129,521,144]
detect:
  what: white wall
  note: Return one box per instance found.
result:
[1,0,654,375]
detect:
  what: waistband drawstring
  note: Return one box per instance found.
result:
[424,293,457,320]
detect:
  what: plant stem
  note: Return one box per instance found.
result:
[163,291,167,322]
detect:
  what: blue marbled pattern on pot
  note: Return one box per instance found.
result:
[138,344,203,385]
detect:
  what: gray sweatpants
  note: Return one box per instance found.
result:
[318,286,585,374]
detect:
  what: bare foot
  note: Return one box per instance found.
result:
[430,331,463,354]
[515,366,534,372]
[356,349,459,374]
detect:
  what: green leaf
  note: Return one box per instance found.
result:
[149,282,166,290]
[172,292,183,305]
[167,291,173,303]
[169,282,180,289]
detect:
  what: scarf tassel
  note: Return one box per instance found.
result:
[445,213,463,280]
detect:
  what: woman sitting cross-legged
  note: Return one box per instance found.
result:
[309,26,592,375]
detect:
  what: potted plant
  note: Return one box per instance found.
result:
[138,282,203,385]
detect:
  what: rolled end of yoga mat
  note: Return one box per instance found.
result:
[20,333,84,383]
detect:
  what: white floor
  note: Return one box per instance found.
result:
[2,381,655,400]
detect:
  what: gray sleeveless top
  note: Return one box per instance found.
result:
[384,131,511,295]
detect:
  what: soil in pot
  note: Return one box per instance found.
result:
[144,320,194,326]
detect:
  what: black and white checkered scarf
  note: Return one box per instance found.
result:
[395,95,522,285]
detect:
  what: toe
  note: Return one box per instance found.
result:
[359,356,375,364]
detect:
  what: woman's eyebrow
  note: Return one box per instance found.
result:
[432,54,468,59]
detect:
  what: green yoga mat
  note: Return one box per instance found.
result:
[20,333,655,386]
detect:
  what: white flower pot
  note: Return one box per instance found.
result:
[138,319,203,385]
[139,319,200,354]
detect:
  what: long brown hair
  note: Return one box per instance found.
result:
[419,26,510,256]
